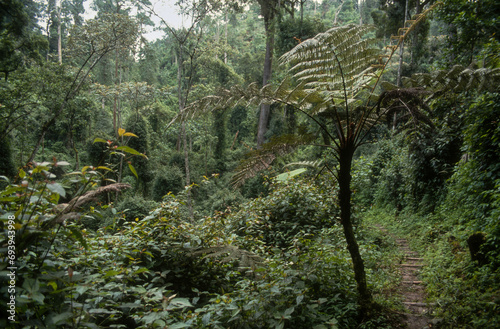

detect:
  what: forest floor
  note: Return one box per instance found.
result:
[377,225,434,328]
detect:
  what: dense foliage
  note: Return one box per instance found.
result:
[1,0,499,328]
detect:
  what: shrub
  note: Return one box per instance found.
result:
[151,166,185,201]
[116,194,158,222]
[230,177,339,250]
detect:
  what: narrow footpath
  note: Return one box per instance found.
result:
[378,226,434,328]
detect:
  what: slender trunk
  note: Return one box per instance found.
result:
[177,45,193,218]
[215,23,220,60]
[257,22,274,147]
[57,5,62,64]
[300,0,304,26]
[231,130,239,150]
[113,50,119,136]
[397,0,409,87]
[359,0,363,25]
[224,13,228,64]
[338,142,372,314]
[46,17,51,62]
[334,2,344,25]
[182,121,193,218]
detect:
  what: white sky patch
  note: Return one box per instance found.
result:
[142,0,184,41]
[82,0,183,41]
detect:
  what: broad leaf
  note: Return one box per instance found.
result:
[275,168,307,181]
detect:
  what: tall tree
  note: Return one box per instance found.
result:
[144,0,224,217]
[25,13,139,165]
[0,0,47,80]
[438,0,500,66]
[255,0,279,147]
[255,0,298,147]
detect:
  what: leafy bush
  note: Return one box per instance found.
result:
[230,177,339,250]
[0,162,112,327]
[116,194,158,223]
[151,166,185,201]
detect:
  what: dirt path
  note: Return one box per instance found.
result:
[378,226,434,328]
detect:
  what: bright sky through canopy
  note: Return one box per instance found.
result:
[83,0,183,41]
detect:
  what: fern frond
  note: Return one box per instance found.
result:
[281,24,380,98]
[231,134,315,188]
[283,160,323,169]
[402,66,500,97]
[369,2,444,95]
[376,88,434,134]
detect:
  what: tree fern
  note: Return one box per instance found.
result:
[169,4,449,314]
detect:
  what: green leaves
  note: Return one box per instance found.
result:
[47,182,66,198]
[115,145,145,157]
[275,168,308,181]
[280,24,379,99]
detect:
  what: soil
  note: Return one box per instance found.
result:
[378,226,435,328]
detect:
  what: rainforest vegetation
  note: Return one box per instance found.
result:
[1,0,499,328]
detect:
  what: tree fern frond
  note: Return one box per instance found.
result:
[281,24,380,97]
[368,2,444,95]
[377,88,434,133]
[231,134,315,188]
[402,66,500,97]
[283,160,323,169]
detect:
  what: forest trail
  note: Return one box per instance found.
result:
[377,226,434,328]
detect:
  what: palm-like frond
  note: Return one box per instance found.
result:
[376,88,434,135]
[231,134,315,188]
[402,65,500,97]
[280,24,379,100]
[283,160,323,169]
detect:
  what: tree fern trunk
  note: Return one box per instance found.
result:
[338,141,372,314]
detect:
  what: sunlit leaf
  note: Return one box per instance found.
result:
[96,166,113,171]
[275,168,307,181]
[93,138,107,143]
[128,163,138,179]
[118,128,126,137]
[116,145,143,157]
[168,298,193,309]
[105,270,121,277]
[56,161,71,166]
[47,182,66,198]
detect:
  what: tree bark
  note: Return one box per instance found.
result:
[338,140,372,314]
[57,4,62,64]
[177,45,193,219]
[256,15,275,147]
[397,0,409,87]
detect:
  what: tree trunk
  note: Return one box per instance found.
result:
[177,45,193,219]
[397,0,409,87]
[256,21,274,147]
[224,13,228,64]
[338,141,372,314]
[57,5,62,64]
